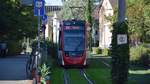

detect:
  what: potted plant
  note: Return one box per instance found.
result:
[39,63,51,84]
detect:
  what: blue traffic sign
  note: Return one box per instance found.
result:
[42,15,48,24]
[42,14,47,21]
[34,0,45,16]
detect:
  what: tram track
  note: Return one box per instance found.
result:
[63,68,94,84]
[63,69,70,84]
[80,69,94,84]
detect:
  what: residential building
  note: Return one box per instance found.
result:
[93,0,117,49]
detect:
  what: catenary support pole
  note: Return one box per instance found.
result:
[118,0,126,22]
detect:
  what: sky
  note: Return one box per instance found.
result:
[45,0,63,6]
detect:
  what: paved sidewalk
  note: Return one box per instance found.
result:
[0,55,32,84]
[0,80,32,84]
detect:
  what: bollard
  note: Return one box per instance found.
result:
[32,68,36,78]
[36,69,41,83]
[36,75,41,83]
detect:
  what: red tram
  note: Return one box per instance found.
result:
[58,20,87,66]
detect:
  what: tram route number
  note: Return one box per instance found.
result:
[117,34,127,45]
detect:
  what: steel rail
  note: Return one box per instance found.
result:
[63,69,70,84]
[80,69,94,84]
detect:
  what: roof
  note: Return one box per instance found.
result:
[92,0,103,20]
[92,0,117,20]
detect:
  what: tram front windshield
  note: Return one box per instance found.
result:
[64,30,85,57]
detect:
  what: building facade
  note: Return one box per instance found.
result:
[93,0,117,49]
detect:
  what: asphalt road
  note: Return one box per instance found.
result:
[0,55,32,84]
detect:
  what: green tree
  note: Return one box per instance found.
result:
[127,0,150,44]
[85,0,93,51]
[110,0,150,44]
[58,0,87,20]
[0,0,37,41]
[0,0,37,54]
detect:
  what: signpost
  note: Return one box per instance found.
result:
[34,0,45,50]
[42,15,47,48]
[42,15,48,25]
[117,34,127,45]
[41,14,48,64]
[34,0,45,16]
[34,0,45,68]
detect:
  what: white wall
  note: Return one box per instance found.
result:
[103,23,112,48]
[45,0,63,6]
[53,12,60,43]
[45,24,49,38]
[99,0,113,49]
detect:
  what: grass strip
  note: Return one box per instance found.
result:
[51,67,63,84]
[86,58,111,84]
[68,69,88,84]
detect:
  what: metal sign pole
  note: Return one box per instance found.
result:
[37,8,41,67]
[34,0,45,77]
[38,9,41,50]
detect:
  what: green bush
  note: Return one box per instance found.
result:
[140,53,150,66]
[92,47,101,54]
[92,47,102,54]
[31,40,58,59]
[30,40,53,48]
[102,48,109,56]
[7,41,22,55]
[130,44,150,66]
[96,48,102,54]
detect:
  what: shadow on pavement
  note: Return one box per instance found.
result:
[0,54,28,80]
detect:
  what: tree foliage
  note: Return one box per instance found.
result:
[0,0,37,42]
[86,0,93,51]
[58,0,87,20]
[85,0,93,25]
[0,0,37,54]
[126,0,150,44]
[111,1,150,84]
[58,0,94,21]
[110,0,150,45]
